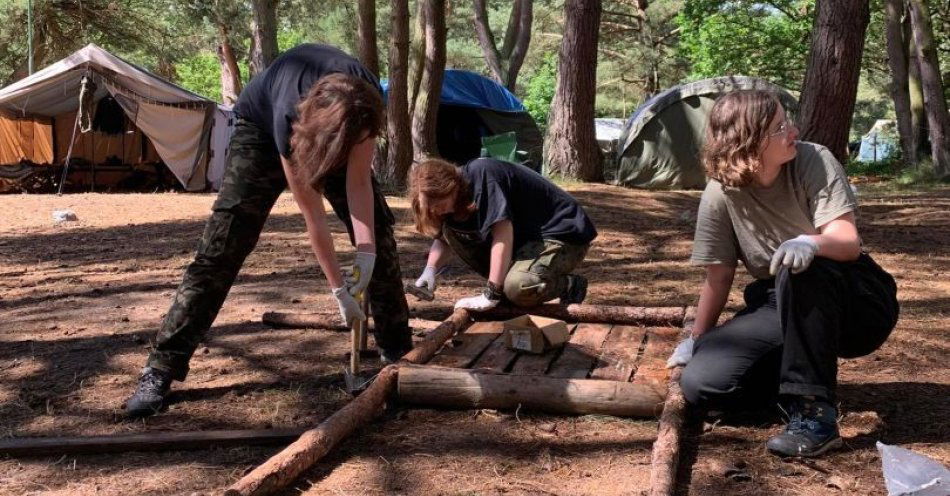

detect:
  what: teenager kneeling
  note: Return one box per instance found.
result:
[408,158,597,311]
[669,90,899,457]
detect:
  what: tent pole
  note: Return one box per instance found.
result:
[57,111,81,196]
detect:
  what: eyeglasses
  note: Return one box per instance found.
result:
[767,118,796,138]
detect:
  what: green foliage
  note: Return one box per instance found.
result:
[676,0,813,90]
[522,53,557,130]
[174,50,247,101]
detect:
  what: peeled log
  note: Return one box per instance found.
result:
[397,364,666,418]
[225,310,473,496]
[264,305,685,330]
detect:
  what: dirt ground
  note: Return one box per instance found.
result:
[0,183,947,496]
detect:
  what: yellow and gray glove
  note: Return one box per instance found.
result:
[332,286,366,327]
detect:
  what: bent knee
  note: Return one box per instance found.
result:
[503,271,546,307]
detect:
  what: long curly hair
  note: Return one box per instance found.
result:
[408,159,475,238]
[702,90,781,188]
[289,73,384,191]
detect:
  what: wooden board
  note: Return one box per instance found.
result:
[427,321,504,369]
[0,428,308,457]
[470,337,520,372]
[631,327,680,387]
[590,325,648,381]
[547,323,613,379]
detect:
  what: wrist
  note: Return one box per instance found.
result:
[483,281,504,301]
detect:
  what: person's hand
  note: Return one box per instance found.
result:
[769,235,819,276]
[332,286,366,327]
[415,266,438,293]
[454,293,501,312]
[666,336,695,368]
[347,252,376,297]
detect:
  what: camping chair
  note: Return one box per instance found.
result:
[480,132,524,163]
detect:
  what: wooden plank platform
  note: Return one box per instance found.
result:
[425,318,679,391]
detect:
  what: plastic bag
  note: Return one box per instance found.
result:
[52,209,78,223]
[877,441,950,496]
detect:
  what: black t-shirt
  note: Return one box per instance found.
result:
[444,158,597,248]
[234,44,382,158]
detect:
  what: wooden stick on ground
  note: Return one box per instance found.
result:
[649,306,696,496]
[398,364,665,418]
[225,309,472,496]
[263,304,686,330]
[0,429,308,457]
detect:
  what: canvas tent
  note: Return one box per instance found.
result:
[0,44,233,191]
[383,70,543,170]
[856,119,898,163]
[615,76,798,189]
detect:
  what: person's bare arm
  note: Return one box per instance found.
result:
[281,157,344,289]
[691,264,736,337]
[346,138,377,254]
[426,238,453,269]
[488,220,514,287]
[810,211,861,262]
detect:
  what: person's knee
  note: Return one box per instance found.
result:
[679,363,710,406]
[503,270,546,307]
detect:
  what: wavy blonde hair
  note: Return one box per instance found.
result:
[702,90,781,188]
[408,158,475,238]
[290,73,384,192]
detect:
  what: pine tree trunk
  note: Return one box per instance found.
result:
[217,25,243,106]
[408,0,427,118]
[907,17,929,161]
[798,0,870,163]
[411,0,446,160]
[885,0,917,165]
[473,0,533,92]
[908,0,950,177]
[250,0,279,76]
[357,0,380,75]
[385,0,413,188]
[543,0,603,181]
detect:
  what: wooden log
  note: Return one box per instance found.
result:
[0,429,308,457]
[547,323,612,378]
[225,309,472,496]
[590,325,648,381]
[648,307,695,496]
[397,364,665,418]
[263,304,686,330]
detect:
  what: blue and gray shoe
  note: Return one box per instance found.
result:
[767,398,842,457]
[124,367,173,418]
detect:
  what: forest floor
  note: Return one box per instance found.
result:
[0,182,947,495]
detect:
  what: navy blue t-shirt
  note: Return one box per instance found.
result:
[234,44,382,158]
[444,158,597,249]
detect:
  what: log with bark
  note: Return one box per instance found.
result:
[263,304,686,330]
[398,364,665,417]
[224,309,472,496]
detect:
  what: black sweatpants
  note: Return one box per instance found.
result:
[680,253,898,407]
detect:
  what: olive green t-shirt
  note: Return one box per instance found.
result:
[690,141,857,280]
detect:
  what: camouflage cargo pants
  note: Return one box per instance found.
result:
[147,119,411,381]
[442,231,589,307]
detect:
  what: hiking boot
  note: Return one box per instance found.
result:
[766,398,842,458]
[124,367,173,418]
[561,274,588,305]
[379,334,414,365]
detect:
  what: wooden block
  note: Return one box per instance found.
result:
[509,323,578,375]
[631,327,681,387]
[428,321,504,369]
[547,323,612,379]
[590,325,648,381]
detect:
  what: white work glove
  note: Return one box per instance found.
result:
[346,252,376,297]
[454,293,501,312]
[415,266,438,293]
[332,286,366,327]
[769,235,819,276]
[666,336,695,368]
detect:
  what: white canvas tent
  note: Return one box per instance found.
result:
[0,44,232,191]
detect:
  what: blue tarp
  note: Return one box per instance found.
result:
[381,69,524,112]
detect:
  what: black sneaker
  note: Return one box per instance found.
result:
[124,367,173,418]
[561,274,588,305]
[766,398,842,457]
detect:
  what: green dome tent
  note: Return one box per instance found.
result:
[614,76,798,189]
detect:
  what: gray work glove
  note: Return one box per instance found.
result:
[332,286,366,327]
[666,336,695,368]
[769,235,819,276]
[347,252,376,297]
[415,266,438,293]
